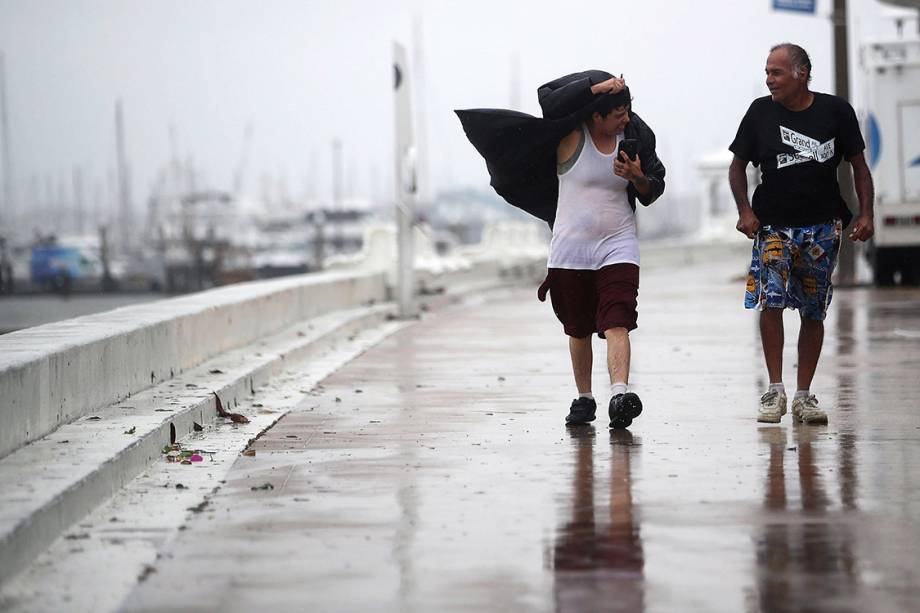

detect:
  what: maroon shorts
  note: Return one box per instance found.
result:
[537,263,639,338]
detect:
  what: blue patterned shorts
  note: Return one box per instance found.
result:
[745,219,842,321]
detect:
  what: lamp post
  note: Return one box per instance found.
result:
[393,42,417,319]
[832,0,859,285]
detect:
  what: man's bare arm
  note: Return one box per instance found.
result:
[729,155,759,238]
[848,152,875,242]
[557,130,581,166]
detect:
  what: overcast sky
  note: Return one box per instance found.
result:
[0,0,913,220]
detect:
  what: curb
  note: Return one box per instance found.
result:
[0,303,394,585]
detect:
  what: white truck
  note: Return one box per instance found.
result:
[860,32,920,285]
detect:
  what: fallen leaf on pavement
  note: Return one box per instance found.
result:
[213,392,230,418]
[193,422,204,432]
[251,483,274,491]
[138,565,157,582]
[229,413,250,424]
[124,426,136,435]
[242,449,256,457]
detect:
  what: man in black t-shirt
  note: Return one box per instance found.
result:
[729,43,874,426]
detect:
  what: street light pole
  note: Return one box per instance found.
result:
[833,0,859,284]
[393,42,417,319]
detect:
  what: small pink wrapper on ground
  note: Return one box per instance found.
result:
[189,454,203,462]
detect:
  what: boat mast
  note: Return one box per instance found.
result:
[115,99,133,253]
[0,52,15,228]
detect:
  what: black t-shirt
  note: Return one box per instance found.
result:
[729,93,864,227]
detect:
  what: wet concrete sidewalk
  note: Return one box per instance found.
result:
[123,259,920,612]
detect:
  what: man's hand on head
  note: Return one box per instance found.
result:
[591,77,626,96]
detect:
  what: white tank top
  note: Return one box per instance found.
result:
[548,126,640,270]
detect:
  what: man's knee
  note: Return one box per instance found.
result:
[603,327,629,339]
[799,315,824,328]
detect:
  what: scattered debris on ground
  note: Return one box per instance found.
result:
[161,443,216,465]
[138,565,157,582]
[213,391,250,423]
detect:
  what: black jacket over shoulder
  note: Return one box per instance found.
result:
[456,70,666,226]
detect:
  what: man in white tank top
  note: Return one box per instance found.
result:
[537,76,661,429]
[456,69,666,428]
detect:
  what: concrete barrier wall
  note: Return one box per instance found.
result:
[0,271,388,460]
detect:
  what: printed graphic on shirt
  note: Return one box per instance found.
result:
[776,126,835,169]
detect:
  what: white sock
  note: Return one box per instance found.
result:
[611,382,627,397]
[769,382,785,394]
[794,389,809,400]
[579,392,594,400]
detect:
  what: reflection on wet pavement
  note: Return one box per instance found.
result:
[551,427,643,612]
[754,425,858,611]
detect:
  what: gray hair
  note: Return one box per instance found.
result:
[770,43,812,83]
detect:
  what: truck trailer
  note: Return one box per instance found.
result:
[860,35,920,285]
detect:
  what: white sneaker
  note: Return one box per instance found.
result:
[792,394,828,425]
[757,389,787,423]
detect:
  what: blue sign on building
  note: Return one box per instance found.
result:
[773,0,817,13]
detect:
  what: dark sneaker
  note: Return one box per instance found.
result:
[608,392,643,429]
[565,397,597,425]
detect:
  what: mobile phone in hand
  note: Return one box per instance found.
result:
[616,138,638,162]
